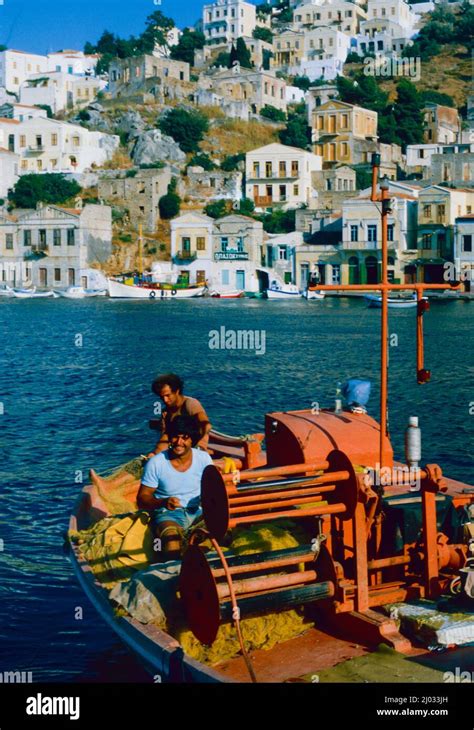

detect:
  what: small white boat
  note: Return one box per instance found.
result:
[209,289,244,299]
[304,289,325,301]
[10,287,57,299]
[365,293,424,309]
[266,282,301,300]
[108,279,206,300]
[0,286,13,297]
[55,287,107,299]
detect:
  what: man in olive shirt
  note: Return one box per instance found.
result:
[149,373,211,456]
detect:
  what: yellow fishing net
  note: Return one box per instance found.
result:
[70,510,316,665]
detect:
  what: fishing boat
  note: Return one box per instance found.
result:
[0,286,13,297]
[304,288,325,301]
[108,279,206,300]
[67,155,473,684]
[364,293,424,309]
[55,287,107,299]
[10,287,57,299]
[209,289,245,299]
[266,282,301,299]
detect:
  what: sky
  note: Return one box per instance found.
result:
[0,0,255,55]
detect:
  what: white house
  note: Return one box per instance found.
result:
[0,117,119,174]
[0,147,19,198]
[406,143,443,173]
[0,49,49,94]
[19,72,106,114]
[246,143,322,210]
[47,50,100,76]
[0,202,112,289]
[202,0,257,45]
[0,103,48,122]
[290,27,350,81]
[454,215,474,290]
[292,1,368,35]
[366,0,417,34]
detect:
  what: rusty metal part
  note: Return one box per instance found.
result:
[201,449,358,541]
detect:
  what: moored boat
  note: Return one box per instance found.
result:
[55,286,107,299]
[364,293,424,309]
[209,289,244,299]
[10,287,57,299]
[304,288,325,300]
[266,282,301,299]
[108,279,206,299]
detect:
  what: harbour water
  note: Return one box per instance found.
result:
[0,297,472,681]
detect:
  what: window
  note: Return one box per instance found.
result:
[54,268,61,283]
[54,229,61,246]
[293,184,299,196]
[423,204,431,217]
[265,161,273,177]
[67,228,75,246]
[341,114,348,129]
[19,135,26,148]
[5,233,13,250]
[279,184,286,201]
[317,115,324,130]
[340,142,348,157]
[196,236,206,251]
[422,233,432,249]
[279,160,286,177]
[181,236,191,252]
[291,160,299,176]
[37,160,43,171]
[51,134,58,145]
[437,204,445,219]
[463,235,472,252]
[221,270,230,285]
[350,224,358,242]
[418,149,425,159]
[367,224,377,242]
[278,246,288,261]
[21,160,28,170]
[72,136,80,147]
[23,230,31,246]
[388,224,394,242]
[253,161,260,177]
[331,264,340,284]
[236,237,244,252]
[221,237,229,252]
[51,159,58,169]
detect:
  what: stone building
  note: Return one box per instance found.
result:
[98,167,172,233]
[108,55,190,98]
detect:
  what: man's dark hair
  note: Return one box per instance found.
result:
[168,415,201,447]
[152,373,184,395]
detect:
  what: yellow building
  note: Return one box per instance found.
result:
[311,99,378,166]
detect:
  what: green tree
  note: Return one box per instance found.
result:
[259,208,296,234]
[393,80,424,151]
[279,109,311,150]
[212,51,231,68]
[419,90,454,108]
[37,104,53,118]
[159,108,209,153]
[252,27,274,44]
[9,174,81,209]
[140,10,175,54]
[238,198,255,216]
[158,178,181,219]
[170,29,205,65]
[188,153,216,170]
[220,153,245,171]
[230,38,253,69]
[455,0,474,43]
[292,75,311,92]
[260,105,287,122]
[204,199,230,218]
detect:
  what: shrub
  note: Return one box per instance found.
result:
[8,174,81,208]
[220,153,245,171]
[260,105,287,122]
[188,153,216,170]
[159,108,209,153]
[204,199,231,218]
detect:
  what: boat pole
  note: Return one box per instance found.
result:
[371,155,389,470]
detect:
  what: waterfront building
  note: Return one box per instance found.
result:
[0,117,119,174]
[245,143,322,210]
[414,185,474,282]
[202,0,257,45]
[454,215,474,291]
[0,202,112,288]
[262,231,305,284]
[98,167,173,233]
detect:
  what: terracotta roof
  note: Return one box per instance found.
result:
[0,117,20,124]
[12,103,42,109]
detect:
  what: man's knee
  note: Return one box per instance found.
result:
[157,522,183,559]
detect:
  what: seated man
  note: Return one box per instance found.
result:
[138,415,212,561]
[149,373,211,456]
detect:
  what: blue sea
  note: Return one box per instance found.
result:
[0,296,472,681]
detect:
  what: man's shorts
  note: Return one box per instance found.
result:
[152,506,202,531]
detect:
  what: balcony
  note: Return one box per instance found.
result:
[215,251,249,261]
[254,196,273,207]
[173,251,197,264]
[24,244,48,259]
[27,145,45,154]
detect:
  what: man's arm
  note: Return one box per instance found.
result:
[195,410,212,449]
[137,485,181,511]
[149,412,169,457]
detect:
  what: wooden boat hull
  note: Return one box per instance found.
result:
[108,280,205,299]
[266,288,301,299]
[210,289,244,299]
[365,294,420,309]
[11,289,57,299]
[305,290,325,300]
